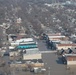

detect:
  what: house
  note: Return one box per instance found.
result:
[64,54,76,65]
[56,44,76,50]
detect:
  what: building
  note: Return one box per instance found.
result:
[60,41,73,44]
[48,36,69,42]
[10,63,28,68]
[9,51,19,57]
[16,38,34,43]
[56,44,76,50]
[23,48,39,54]
[43,33,69,42]
[10,59,44,68]
[64,54,76,65]
[16,42,39,54]
[23,53,42,60]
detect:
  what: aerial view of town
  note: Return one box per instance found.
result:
[0,0,76,75]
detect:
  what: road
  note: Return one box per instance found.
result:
[37,40,70,75]
[0,27,4,47]
[42,53,67,75]
[0,26,8,48]
[35,39,51,51]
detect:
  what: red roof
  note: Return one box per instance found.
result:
[16,34,25,40]
[58,44,76,46]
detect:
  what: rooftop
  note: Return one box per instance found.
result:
[57,44,76,46]
[65,54,76,56]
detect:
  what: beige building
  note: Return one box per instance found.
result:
[46,33,61,36]
[10,62,44,68]
[49,36,69,41]
[56,44,76,50]
[47,33,69,41]
[10,59,44,68]
[10,63,28,68]
[65,54,76,65]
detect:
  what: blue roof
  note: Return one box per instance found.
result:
[17,44,37,49]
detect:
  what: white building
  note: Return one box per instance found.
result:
[23,53,42,60]
[16,38,34,43]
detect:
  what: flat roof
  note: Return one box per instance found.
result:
[65,54,76,56]
[57,44,76,46]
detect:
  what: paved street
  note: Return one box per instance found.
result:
[37,40,51,51]
[0,26,8,48]
[42,53,76,75]
[42,53,67,75]
[35,40,67,75]
[0,27,4,47]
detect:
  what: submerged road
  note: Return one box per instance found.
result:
[37,39,69,75]
[0,27,4,47]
